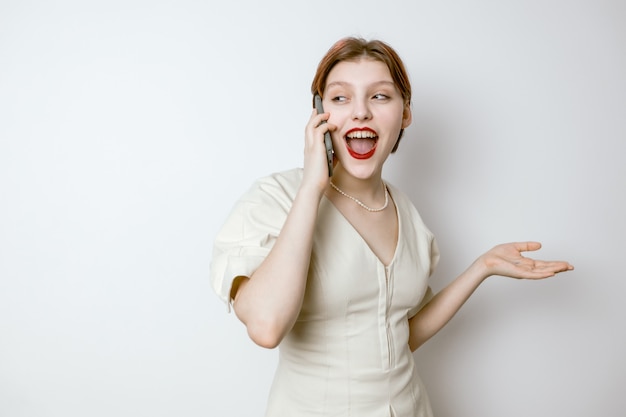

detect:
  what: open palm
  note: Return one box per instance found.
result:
[480,241,574,280]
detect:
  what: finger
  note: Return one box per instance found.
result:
[532,260,574,272]
[305,114,331,141]
[526,265,573,279]
[521,271,558,280]
[307,110,330,128]
[512,241,542,253]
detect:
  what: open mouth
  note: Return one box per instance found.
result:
[345,128,378,160]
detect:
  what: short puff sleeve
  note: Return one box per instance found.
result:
[209,170,301,311]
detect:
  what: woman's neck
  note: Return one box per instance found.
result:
[328,167,385,202]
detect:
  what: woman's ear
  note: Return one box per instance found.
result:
[392,102,413,154]
[402,102,412,128]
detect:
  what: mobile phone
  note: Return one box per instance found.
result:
[314,94,334,177]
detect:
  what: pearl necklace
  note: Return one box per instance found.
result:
[330,181,389,212]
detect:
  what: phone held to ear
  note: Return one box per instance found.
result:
[314,94,334,177]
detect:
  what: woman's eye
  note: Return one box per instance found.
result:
[331,96,347,103]
[373,94,390,100]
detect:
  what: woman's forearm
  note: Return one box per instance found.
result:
[408,260,489,351]
[232,183,324,349]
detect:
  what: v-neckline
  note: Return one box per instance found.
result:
[323,187,401,268]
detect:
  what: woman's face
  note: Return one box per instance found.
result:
[323,58,411,179]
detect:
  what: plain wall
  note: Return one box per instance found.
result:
[1,1,624,416]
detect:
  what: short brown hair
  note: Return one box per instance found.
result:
[311,38,412,152]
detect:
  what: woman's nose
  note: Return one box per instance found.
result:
[352,99,372,121]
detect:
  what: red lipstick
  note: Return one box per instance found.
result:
[345,127,378,160]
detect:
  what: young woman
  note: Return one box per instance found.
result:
[210,37,573,417]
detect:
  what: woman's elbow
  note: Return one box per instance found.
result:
[231,286,290,349]
[408,338,423,352]
[246,319,284,349]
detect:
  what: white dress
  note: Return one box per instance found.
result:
[210,169,439,417]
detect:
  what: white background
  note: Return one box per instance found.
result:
[1,1,624,416]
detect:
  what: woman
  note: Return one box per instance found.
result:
[210,37,573,417]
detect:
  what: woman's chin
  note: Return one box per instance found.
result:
[333,160,382,180]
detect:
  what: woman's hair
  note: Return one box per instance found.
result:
[311,37,412,152]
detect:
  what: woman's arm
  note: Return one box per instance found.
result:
[231,110,335,349]
[408,242,574,351]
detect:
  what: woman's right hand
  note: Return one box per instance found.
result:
[302,109,336,193]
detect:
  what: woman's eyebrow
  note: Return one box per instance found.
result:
[326,80,396,89]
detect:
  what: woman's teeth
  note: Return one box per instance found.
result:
[346,131,377,139]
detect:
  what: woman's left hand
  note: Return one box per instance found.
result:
[477,241,574,280]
